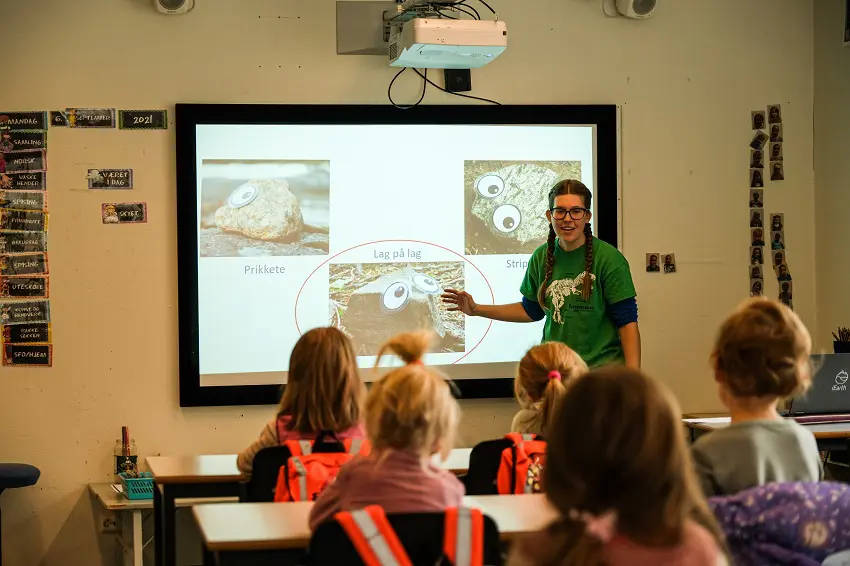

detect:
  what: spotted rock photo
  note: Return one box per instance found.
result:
[199,160,330,257]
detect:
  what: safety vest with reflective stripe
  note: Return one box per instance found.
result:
[334,505,484,566]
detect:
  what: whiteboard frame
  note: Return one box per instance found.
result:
[175,103,620,407]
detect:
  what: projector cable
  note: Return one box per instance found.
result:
[443,3,480,19]
[467,0,496,16]
[448,1,481,19]
[388,67,429,109]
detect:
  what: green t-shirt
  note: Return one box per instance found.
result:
[519,238,636,368]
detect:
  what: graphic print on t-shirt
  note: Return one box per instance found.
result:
[545,271,596,323]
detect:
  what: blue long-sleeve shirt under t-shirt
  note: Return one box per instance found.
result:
[521,296,638,328]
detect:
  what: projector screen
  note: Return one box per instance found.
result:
[177,104,619,407]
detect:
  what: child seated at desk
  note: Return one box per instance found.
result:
[237,326,366,474]
[512,341,587,436]
[308,330,464,531]
[507,366,727,566]
[690,298,823,496]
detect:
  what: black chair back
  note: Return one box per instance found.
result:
[308,510,502,565]
[463,438,514,496]
[242,446,293,502]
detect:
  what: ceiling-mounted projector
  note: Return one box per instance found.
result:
[388,18,507,69]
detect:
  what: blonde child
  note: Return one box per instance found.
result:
[237,326,366,474]
[309,330,464,531]
[508,366,727,566]
[691,297,822,496]
[512,342,587,436]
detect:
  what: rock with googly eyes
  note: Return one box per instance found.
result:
[470,164,559,246]
[340,266,464,355]
[214,179,304,241]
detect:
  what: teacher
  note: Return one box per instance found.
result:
[442,179,641,368]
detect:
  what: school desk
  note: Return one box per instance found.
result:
[148,455,244,566]
[683,417,850,452]
[148,449,472,566]
[88,483,238,566]
[192,494,557,566]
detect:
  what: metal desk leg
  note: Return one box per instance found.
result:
[162,485,177,566]
[132,510,143,566]
[153,484,163,566]
[202,546,216,566]
[122,510,144,566]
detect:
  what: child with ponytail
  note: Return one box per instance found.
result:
[512,342,588,436]
[308,330,464,531]
[507,366,728,566]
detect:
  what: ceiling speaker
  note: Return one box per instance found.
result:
[615,0,657,19]
[154,0,195,15]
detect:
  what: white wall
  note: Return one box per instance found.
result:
[814,0,850,350]
[0,1,815,564]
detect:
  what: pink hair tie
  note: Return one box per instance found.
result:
[548,370,562,381]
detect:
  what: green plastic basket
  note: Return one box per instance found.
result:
[119,472,154,500]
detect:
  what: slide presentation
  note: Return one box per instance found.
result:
[195,123,596,386]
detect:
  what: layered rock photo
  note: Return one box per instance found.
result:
[199,160,330,257]
[328,262,465,356]
[464,160,581,255]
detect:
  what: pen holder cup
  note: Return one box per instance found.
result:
[835,341,850,354]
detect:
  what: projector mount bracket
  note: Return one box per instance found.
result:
[382,0,471,42]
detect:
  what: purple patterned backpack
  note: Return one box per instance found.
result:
[709,482,850,566]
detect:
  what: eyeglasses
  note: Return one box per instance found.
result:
[550,207,588,221]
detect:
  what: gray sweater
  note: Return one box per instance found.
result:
[691,419,823,497]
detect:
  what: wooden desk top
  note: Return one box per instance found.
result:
[681,412,728,419]
[435,447,471,474]
[193,494,557,552]
[147,455,244,484]
[685,419,850,439]
[147,449,472,485]
[89,483,152,511]
[88,483,239,510]
[462,494,556,539]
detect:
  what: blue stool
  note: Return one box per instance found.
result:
[0,464,40,566]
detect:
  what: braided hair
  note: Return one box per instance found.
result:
[537,180,594,307]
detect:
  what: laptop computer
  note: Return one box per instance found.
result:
[784,353,850,420]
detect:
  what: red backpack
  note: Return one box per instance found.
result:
[495,433,546,495]
[335,505,484,566]
[274,433,370,502]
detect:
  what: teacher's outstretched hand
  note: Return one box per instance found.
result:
[441,179,641,369]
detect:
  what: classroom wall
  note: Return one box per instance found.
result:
[814,0,850,350]
[0,1,816,564]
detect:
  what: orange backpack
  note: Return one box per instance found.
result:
[495,433,546,495]
[335,505,484,566]
[273,434,370,502]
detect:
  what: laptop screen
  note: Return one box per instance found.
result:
[789,354,850,415]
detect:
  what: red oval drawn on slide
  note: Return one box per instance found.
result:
[294,239,495,364]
